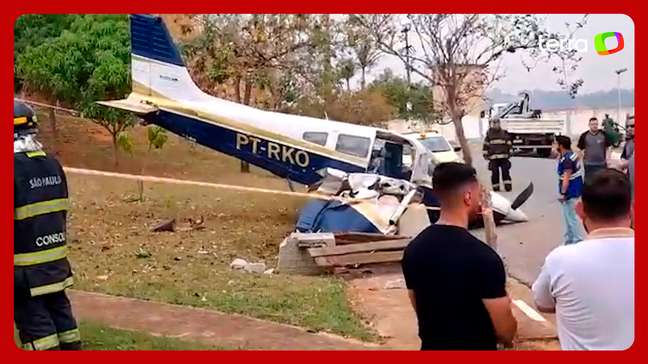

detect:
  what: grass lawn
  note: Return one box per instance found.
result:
[15,321,224,350]
[78,321,224,350]
[41,114,376,342]
[66,174,375,341]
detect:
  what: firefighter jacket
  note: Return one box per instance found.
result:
[14,150,73,297]
[483,128,512,160]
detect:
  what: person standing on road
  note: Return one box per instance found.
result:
[402,162,517,350]
[620,115,634,161]
[483,118,513,192]
[577,117,612,183]
[14,99,81,351]
[555,136,585,245]
[532,169,634,350]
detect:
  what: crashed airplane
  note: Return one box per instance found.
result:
[100,14,533,235]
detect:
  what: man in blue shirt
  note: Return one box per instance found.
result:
[555,135,585,245]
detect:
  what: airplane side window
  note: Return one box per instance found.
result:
[336,134,370,158]
[303,132,328,146]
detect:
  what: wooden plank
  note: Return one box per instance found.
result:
[308,239,410,258]
[314,251,404,267]
[334,232,410,245]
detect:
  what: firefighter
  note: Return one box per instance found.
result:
[13,99,81,351]
[483,118,513,192]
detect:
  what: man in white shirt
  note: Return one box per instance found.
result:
[532,168,634,350]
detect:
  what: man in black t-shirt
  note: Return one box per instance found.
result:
[402,162,517,350]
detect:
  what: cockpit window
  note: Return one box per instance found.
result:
[420,136,451,152]
[303,132,328,146]
[336,134,370,158]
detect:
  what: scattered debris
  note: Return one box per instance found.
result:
[96,275,109,281]
[230,258,267,274]
[244,262,267,274]
[230,258,248,270]
[309,238,409,268]
[135,247,152,259]
[263,268,275,275]
[384,279,406,290]
[174,256,183,261]
[188,216,205,230]
[151,218,176,232]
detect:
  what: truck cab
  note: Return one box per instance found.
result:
[481,92,566,158]
[400,131,462,167]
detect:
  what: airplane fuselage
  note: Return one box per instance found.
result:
[143,109,366,185]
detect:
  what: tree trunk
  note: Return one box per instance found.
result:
[240,79,253,173]
[481,185,498,251]
[234,76,242,103]
[111,133,119,167]
[452,113,473,166]
[346,78,351,92]
[137,180,144,201]
[48,107,59,155]
[243,80,253,106]
[361,67,366,90]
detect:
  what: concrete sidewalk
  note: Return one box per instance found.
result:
[68,290,374,350]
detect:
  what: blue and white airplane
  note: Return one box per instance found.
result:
[100,14,433,188]
[100,14,531,227]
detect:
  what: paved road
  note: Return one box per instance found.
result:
[469,146,566,286]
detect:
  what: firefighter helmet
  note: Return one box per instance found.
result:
[14,99,38,132]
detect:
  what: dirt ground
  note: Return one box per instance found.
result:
[344,264,560,350]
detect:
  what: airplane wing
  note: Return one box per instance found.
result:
[96,97,159,115]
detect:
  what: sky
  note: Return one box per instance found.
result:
[362,14,634,95]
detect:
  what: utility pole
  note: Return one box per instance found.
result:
[401,24,412,86]
[615,68,627,123]
[401,24,413,123]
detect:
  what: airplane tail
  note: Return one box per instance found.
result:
[128,14,203,102]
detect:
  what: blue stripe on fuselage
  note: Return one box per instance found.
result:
[143,110,366,185]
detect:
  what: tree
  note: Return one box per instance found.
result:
[327,90,396,126]
[133,126,169,201]
[355,14,587,166]
[342,16,381,90]
[180,14,322,173]
[14,15,76,94]
[337,58,356,92]
[369,69,437,122]
[15,15,134,166]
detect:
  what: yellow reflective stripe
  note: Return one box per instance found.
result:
[26,150,46,158]
[489,154,510,159]
[489,139,508,144]
[14,246,67,266]
[14,116,28,125]
[15,198,69,220]
[58,328,81,343]
[24,333,59,351]
[30,276,74,297]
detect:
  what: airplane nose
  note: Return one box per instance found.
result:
[490,191,529,223]
[503,208,528,222]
